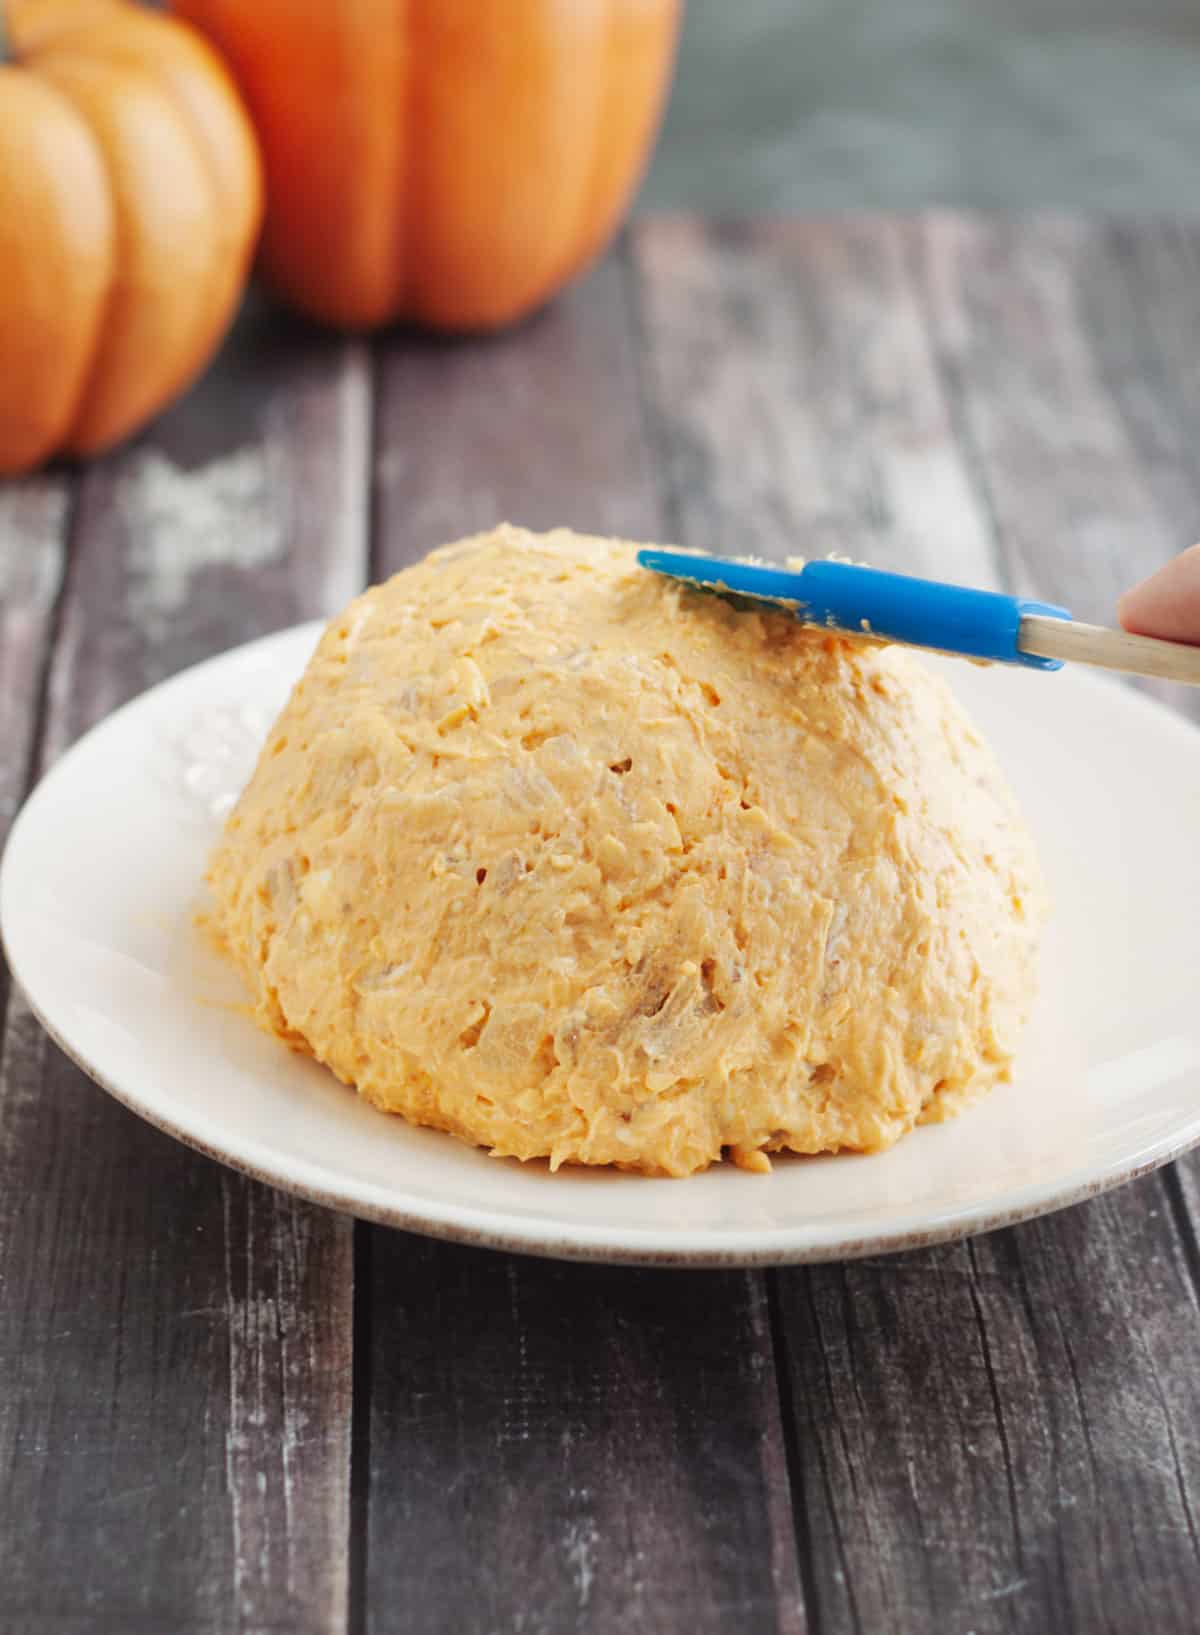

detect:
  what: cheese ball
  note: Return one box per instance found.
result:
[208,525,1045,1176]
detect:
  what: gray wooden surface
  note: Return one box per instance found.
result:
[1,215,1198,1635]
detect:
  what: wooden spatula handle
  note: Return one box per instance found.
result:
[1019,614,1200,685]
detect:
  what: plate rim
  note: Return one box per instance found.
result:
[4,620,1200,1269]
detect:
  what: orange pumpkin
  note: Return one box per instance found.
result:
[0,0,261,475]
[172,0,682,331]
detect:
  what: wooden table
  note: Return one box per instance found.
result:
[2,215,1200,1635]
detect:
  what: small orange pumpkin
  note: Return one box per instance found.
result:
[172,0,681,332]
[0,0,261,475]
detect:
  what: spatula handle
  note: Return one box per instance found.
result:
[1019,614,1200,685]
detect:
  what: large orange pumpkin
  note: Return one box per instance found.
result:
[172,0,682,331]
[0,0,261,475]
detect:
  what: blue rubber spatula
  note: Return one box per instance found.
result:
[636,551,1200,686]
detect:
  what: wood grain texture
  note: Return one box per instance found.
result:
[0,478,69,855]
[372,253,662,563]
[633,215,1000,585]
[633,214,1200,1635]
[0,475,69,1041]
[0,303,367,1635]
[914,213,1200,722]
[366,1242,804,1635]
[365,248,807,1635]
[778,1204,1200,1635]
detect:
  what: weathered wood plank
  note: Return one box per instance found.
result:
[0,480,69,810]
[778,1197,1200,1635]
[364,250,806,1635]
[367,1241,804,1635]
[633,214,1000,585]
[372,250,660,559]
[916,213,1200,721]
[0,475,69,992]
[0,302,366,1635]
[1078,223,1200,559]
[634,214,1200,1635]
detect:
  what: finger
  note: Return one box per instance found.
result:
[1117,542,1200,645]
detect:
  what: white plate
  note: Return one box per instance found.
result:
[3,624,1200,1266]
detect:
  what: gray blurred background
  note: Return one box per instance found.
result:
[644,0,1200,211]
